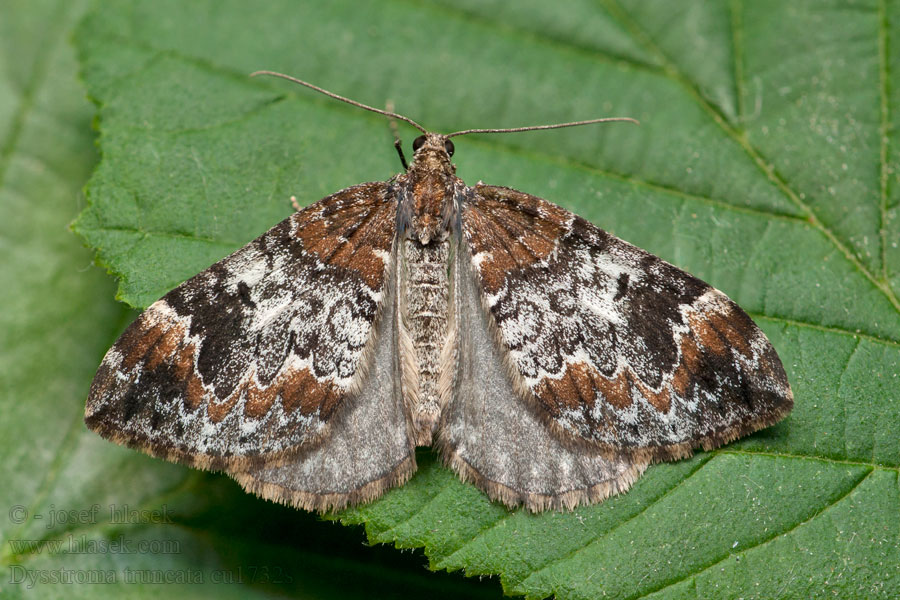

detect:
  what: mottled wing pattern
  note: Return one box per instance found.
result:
[86,182,397,470]
[437,239,648,511]
[231,266,416,512]
[461,185,792,460]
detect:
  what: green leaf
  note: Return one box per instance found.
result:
[64,0,900,598]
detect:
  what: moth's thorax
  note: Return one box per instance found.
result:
[402,134,459,245]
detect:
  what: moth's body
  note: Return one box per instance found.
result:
[86,124,793,513]
[397,134,461,445]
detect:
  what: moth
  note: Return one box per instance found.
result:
[86,72,793,512]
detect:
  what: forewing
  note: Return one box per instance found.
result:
[86,182,397,470]
[461,184,793,460]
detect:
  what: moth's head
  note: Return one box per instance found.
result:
[410,133,455,172]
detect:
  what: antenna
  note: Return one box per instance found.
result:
[250,71,639,138]
[446,117,639,138]
[251,71,428,134]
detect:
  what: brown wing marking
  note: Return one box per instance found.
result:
[85,182,397,471]
[461,184,792,462]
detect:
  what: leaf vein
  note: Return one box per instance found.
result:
[375,476,463,543]
[750,313,900,349]
[729,0,746,124]
[398,0,666,77]
[468,134,809,225]
[84,224,242,247]
[723,449,898,471]
[633,468,874,599]
[599,0,900,315]
[517,455,714,590]
[444,458,717,583]
[879,0,893,288]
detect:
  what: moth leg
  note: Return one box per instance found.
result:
[393,138,408,171]
[385,100,408,171]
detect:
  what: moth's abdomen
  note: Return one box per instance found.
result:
[401,238,450,445]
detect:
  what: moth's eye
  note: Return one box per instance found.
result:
[412,135,427,152]
[444,139,455,157]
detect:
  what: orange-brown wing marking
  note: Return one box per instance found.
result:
[462,184,792,461]
[85,182,397,470]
